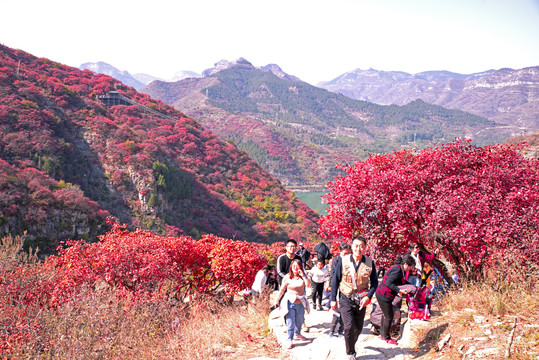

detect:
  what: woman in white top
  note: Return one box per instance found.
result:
[308,259,329,311]
[251,264,271,299]
[275,259,311,348]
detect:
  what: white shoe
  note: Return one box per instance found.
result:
[284,339,293,349]
[345,355,356,360]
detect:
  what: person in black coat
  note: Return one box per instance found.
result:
[375,254,416,345]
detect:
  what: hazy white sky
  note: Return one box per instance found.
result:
[1,0,538,84]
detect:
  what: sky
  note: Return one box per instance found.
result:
[1,0,538,85]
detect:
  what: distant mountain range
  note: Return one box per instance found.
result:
[81,59,538,188]
[79,60,301,91]
[79,62,201,90]
[317,67,539,130]
[141,59,509,188]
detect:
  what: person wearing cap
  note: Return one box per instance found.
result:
[330,236,378,360]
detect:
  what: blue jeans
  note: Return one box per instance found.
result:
[285,301,305,340]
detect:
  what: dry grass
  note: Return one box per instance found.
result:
[3,287,286,360]
[409,277,539,360]
[1,234,286,360]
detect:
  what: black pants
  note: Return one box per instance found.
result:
[375,293,394,340]
[312,281,324,307]
[339,293,367,355]
[330,308,344,333]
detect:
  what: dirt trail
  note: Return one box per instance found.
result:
[267,293,429,360]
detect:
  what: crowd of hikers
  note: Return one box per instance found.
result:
[248,237,451,359]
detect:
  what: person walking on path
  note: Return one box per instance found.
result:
[277,239,303,286]
[325,241,352,337]
[297,242,311,270]
[375,254,416,345]
[274,259,311,349]
[407,244,439,287]
[251,264,271,299]
[330,237,378,360]
[308,259,329,311]
[330,242,352,281]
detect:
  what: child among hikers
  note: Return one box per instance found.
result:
[307,259,328,311]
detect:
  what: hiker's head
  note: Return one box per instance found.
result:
[339,242,352,256]
[351,237,367,259]
[285,239,297,255]
[401,254,416,272]
[410,243,421,255]
[289,259,303,278]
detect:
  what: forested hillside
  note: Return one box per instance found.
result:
[0,45,320,253]
[143,61,497,188]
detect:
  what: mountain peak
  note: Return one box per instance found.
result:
[80,62,145,90]
[260,64,301,82]
[201,58,255,77]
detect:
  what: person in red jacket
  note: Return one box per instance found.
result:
[375,254,417,345]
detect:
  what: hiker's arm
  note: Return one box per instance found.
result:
[275,276,288,306]
[422,248,439,264]
[330,256,343,309]
[276,255,287,279]
[359,262,378,309]
[367,262,378,299]
[302,270,312,288]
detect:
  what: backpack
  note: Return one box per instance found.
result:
[314,242,330,260]
[408,285,432,320]
[300,249,311,264]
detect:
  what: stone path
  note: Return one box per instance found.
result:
[266,292,429,360]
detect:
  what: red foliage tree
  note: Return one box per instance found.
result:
[319,140,539,281]
[42,222,267,303]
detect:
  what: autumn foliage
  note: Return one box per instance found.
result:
[0,43,320,249]
[43,221,267,301]
[320,140,539,280]
[0,224,268,355]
